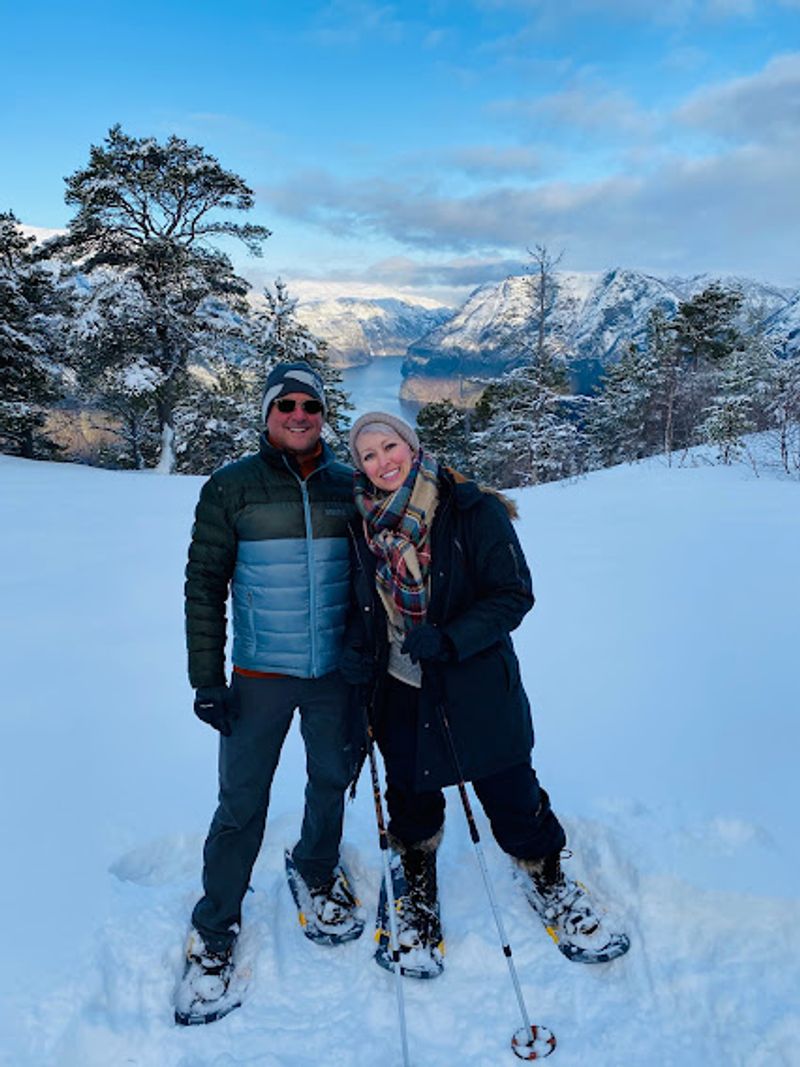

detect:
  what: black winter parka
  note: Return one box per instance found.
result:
[347,469,536,791]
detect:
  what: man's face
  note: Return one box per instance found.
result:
[266,392,324,456]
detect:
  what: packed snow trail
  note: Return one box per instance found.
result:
[1,450,798,1065]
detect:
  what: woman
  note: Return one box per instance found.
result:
[341,412,628,975]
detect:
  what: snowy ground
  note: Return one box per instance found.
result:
[1,447,798,1067]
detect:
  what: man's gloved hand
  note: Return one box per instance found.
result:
[193,685,239,736]
[339,646,376,687]
[401,624,453,665]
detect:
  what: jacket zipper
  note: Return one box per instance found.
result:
[285,454,319,677]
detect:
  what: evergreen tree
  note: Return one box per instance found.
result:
[416,399,473,472]
[644,306,683,461]
[701,347,759,464]
[586,339,661,466]
[766,352,800,475]
[0,211,71,459]
[672,283,745,369]
[471,364,585,488]
[461,244,579,489]
[173,354,262,475]
[67,269,162,468]
[51,125,270,471]
[664,284,745,457]
[584,288,790,473]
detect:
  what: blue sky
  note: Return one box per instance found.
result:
[2,0,799,301]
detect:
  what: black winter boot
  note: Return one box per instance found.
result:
[374,829,445,978]
[174,928,243,1025]
[519,852,599,935]
[515,851,630,964]
[399,836,442,953]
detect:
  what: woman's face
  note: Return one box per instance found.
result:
[357,430,415,492]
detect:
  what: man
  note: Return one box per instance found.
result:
[175,362,362,1027]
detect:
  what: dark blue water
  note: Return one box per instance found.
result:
[340,357,419,424]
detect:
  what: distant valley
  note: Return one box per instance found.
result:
[296,269,800,406]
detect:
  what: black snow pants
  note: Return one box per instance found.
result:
[376,675,566,857]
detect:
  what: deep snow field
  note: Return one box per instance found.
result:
[1,444,798,1067]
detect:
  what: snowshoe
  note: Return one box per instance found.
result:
[515,853,630,965]
[174,928,244,1026]
[285,849,365,946]
[375,849,445,979]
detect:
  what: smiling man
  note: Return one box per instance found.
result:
[176,362,362,1025]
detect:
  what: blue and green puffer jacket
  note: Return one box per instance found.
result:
[185,434,356,689]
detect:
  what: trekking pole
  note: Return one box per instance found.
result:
[362,698,411,1067]
[434,695,556,1061]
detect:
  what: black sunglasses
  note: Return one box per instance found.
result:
[274,398,324,415]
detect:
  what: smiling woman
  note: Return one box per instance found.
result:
[342,408,630,987]
[348,411,420,491]
[355,427,415,491]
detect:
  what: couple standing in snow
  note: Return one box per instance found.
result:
[176,361,627,1026]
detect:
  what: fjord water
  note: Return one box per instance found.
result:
[340,356,418,422]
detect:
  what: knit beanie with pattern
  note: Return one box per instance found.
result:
[260,362,327,423]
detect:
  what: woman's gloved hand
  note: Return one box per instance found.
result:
[401,624,453,665]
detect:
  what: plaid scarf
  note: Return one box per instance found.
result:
[354,449,440,633]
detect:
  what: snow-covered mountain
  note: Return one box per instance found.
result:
[295,294,453,368]
[402,269,797,395]
[763,289,800,353]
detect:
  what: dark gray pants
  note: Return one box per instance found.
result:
[192,672,354,952]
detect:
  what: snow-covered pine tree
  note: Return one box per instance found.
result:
[466,244,582,488]
[67,269,162,468]
[471,363,585,488]
[416,399,473,473]
[765,352,800,475]
[586,339,661,467]
[49,125,270,471]
[250,277,352,451]
[0,212,71,459]
[701,348,760,464]
[643,305,686,463]
[664,284,745,457]
[673,283,745,370]
[174,357,261,475]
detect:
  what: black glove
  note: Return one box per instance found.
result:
[193,684,239,736]
[339,646,376,687]
[401,624,453,665]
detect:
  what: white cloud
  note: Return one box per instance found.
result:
[676,52,800,143]
[243,254,521,304]
[444,144,544,178]
[493,85,655,139]
[258,132,800,284]
[255,51,800,287]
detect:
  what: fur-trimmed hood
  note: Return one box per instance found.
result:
[443,467,519,520]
